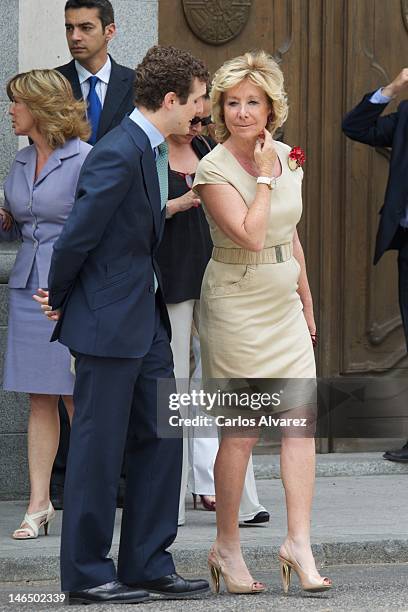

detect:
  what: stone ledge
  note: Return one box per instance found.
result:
[1,539,407,583]
[253,452,408,479]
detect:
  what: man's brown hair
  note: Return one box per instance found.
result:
[134,46,209,111]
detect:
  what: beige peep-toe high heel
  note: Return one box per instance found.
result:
[279,553,332,593]
[208,547,266,594]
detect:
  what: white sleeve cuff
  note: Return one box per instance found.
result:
[369,88,392,104]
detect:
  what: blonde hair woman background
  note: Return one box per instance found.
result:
[0,69,91,539]
[194,51,332,594]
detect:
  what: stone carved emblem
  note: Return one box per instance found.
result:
[182,0,252,45]
[402,0,408,33]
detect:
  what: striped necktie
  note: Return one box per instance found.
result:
[155,141,169,209]
[87,76,102,145]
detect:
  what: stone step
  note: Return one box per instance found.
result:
[253,452,408,479]
[1,475,407,583]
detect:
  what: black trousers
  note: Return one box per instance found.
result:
[52,401,128,492]
[397,230,408,351]
[51,399,70,488]
[60,307,182,591]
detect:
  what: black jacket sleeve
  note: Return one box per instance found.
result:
[342,91,398,148]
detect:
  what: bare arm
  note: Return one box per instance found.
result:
[195,129,277,252]
[293,229,316,338]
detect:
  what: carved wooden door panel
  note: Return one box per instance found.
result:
[330,0,408,451]
[342,0,408,375]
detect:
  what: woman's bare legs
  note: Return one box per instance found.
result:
[13,393,74,537]
[279,436,327,580]
[212,433,263,584]
[62,395,74,424]
[26,394,59,514]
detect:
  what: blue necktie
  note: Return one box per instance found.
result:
[155,141,169,209]
[87,76,102,145]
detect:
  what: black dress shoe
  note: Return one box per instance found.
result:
[68,580,150,605]
[132,573,210,599]
[383,441,408,463]
[241,511,270,525]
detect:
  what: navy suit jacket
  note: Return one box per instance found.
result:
[56,56,135,141]
[48,117,170,358]
[342,91,408,263]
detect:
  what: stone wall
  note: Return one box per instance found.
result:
[0,0,22,500]
[0,0,19,185]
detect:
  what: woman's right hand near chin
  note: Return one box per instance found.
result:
[0,207,13,231]
[254,128,277,177]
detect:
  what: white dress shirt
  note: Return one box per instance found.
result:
[75,56,111,107]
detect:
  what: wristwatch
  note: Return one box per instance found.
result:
[256,176,276,190]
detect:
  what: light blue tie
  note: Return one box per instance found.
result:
[87,76,102,145]
[153,141,168,292]
[155,141,169,209]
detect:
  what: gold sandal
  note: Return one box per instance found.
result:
[279,554,332,593]
[208,547,266,594]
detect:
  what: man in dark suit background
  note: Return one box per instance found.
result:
[46,45,209,605]
[57,0,134,142]
[51,0,135,507]
[343,68,408,463]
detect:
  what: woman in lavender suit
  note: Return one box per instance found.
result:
[0,69,91,539]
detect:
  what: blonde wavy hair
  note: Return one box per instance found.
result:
[210,50,288,142]
[7,69,91,148]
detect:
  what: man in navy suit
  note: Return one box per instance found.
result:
[52,0,135,509]
[343,68,408,463]
[47,45,209,605]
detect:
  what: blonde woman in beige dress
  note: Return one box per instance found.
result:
[193,51,332,595]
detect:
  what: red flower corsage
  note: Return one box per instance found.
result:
[288,146,306,171]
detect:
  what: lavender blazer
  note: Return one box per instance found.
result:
[1,138,92,288]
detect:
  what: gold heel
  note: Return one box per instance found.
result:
[278,554,332,593]
[208,562,220,593]
[280,558,292,593]
[208,547,266,594]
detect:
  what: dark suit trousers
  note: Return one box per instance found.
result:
[398,232,408,351]
[51,399,70,487]
[60,306,182,591]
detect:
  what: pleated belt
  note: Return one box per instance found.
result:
[212,243,293,264]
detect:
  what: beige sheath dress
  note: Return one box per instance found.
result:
[193,141,316,414]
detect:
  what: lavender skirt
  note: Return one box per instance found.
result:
[2,265,74,395]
